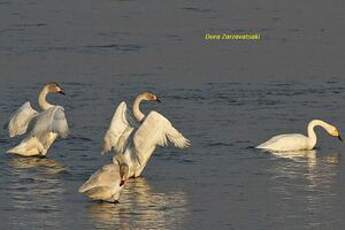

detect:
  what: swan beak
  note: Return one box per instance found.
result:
[59,89,65,95]
[338,135,343,142]
[156,98,161,103]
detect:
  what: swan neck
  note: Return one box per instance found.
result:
[307,120,327,148]
[133,95,145,122]
[38,86,54,110]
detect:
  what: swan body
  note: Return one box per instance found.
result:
[79,159,129,203]
[6,82,69,157]
[120,111,190,178]
[103,92,191,178]
[257,119,341,152]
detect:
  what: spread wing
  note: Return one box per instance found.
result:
[133,111,191,155]
[102,101,137,155]
[7,101,39,137]
[28,106,69,142]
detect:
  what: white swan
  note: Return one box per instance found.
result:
[6,82,69,157]
[102,91,191,178]
[79,158,130,203]
[256,119,342,152]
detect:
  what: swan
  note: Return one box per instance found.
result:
[86,177,188,228]
[256,119,342,152]
[6,82,69,157]
[79,158,130,203]
[102,91,191,178]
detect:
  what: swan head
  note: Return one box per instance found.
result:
[46,82,65,95]
[113,155,130,186]
[309,119,342,142]
[141,91,161,103]
[119,163,130,187]
[327,126,342,142]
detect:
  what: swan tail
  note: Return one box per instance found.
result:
[255,144,265,149]
[78,182,90,193]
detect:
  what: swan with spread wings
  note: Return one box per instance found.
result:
[6,82,69,157]
[102,91,191,178]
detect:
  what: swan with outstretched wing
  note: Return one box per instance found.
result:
[101,91,161,155]
[108,92,191,178]
[6,82,69,157]
[80,91,190,203]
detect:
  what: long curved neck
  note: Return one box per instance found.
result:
[38,86,54,110]
[132,94,146,122]
[307,119,330,149]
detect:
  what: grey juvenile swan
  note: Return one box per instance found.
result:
[79,157,130,203]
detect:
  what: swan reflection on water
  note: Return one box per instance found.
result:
[87,178,188,229]
[267,149,340,170]
[6,156,67,228]
[8,156,67,173]
[266,149,341,225]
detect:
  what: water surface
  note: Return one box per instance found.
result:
[1,0,345,229]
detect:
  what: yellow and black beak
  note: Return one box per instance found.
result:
[338,135,343,142]
[59,89,66,95]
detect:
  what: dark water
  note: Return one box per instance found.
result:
[1,0,345,229]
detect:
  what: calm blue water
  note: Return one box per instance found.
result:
[1,0,345,229]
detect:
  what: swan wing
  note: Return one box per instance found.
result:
[133,111,191,153]
[28,106,69,141]
[102,101,136,154]
[257,133,308,150]
[79,163,119,193]
[81,186,114,200]
[7,102,39,137]
[257,134,292,148]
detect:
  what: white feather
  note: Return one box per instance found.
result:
[79,161,125,202]
[133,111,191,150]
[256,134,310,151]
[29,106,69,141]
[102,102,137,154]
[121,111,191,177]
[7,102,38,137]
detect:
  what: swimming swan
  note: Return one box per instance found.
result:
[6,82,69,157]
[102,91,191,178]
[79,158,130,203]
[256,119,342,152]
